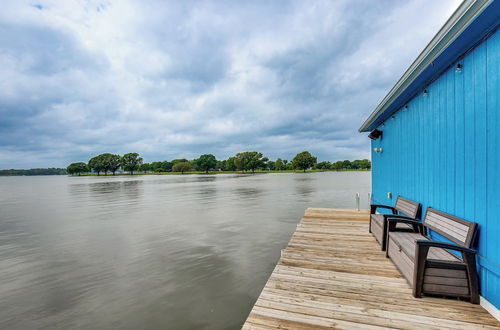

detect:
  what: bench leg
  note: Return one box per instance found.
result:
[413,244,429,298]
[381,217,387,251]
[385,231,389,258]
[464,252,480,304]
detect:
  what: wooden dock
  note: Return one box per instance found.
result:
[243,208,500,329]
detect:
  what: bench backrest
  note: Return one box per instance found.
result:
[395,196,421,219]
[423,207,477,247]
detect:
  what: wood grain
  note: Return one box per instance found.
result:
[242,208,499,329]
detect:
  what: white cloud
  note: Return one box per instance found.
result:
[0,0,461,168]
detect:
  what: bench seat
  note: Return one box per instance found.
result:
[388,232,459,262]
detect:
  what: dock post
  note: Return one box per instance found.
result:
[356,192,360,211]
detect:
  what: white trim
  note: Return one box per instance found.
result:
[481,296,500,322]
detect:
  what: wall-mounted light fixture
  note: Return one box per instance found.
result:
[423,89,428,96]
[373,148,383,153]
[403,105,408,111]
[391,115,396,120]
[456,63,463,73]
[368,129,383,140]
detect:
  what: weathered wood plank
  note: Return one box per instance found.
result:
[261,287,499,325]
[242,208,499,329]
[257,293,495,330]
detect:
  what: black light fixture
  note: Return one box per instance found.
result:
[456,63,463,73]
[423,89,428,96]
[368,129,383,140]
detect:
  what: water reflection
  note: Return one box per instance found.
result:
[196,186,217,203]
[194,176,217,183]
[0,172,370,329]
[232,187,263,199]
[293,174,315,198]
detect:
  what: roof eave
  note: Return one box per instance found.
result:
[359,0,495,133]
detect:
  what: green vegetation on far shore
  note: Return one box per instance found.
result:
[75,168,370,176]
[0,153,371,176]
[0,168,67,176]
[65,151,371,176]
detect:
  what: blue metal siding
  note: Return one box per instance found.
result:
[371,28,500,308]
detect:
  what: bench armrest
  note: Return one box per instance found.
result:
[415,240,476,255]
[387,217,421,233]
[386,215,416,221]
[370,204,397,214]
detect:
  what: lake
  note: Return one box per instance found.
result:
[0,172,371,329]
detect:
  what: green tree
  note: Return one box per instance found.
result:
[360,159,371,169]
[341,160,352,169]
[274,158,286,171]
[193,154,217,174]
[329,159,370,170]
[172,161,192,174]
[234,151,268,173]
[67,162,89,176]
[267,160,276,170]
[88,154,106,175]
[150,161,172,172]
[292,151,317,172]
[314,161,332,170]
[216,160,225,171]
[162,161,174,171]
[101,153,121,175]
[352,159,371,169]
[225,157,237,171]
[331,161,342,171]
[121,153,143,175]
[140,163,152,173]
[172,158,188,165]
[150,161,162,172]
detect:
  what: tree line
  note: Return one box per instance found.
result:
[0,168,67,176]
[67,151,371,175]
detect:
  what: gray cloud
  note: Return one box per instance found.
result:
[0,0,461,168]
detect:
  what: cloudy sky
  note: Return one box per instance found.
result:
[1,0,460,168]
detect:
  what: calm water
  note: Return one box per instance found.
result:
[0,172,370,329]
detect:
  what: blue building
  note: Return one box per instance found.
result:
[359,0,500,317]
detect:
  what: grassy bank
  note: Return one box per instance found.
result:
[72,169,370,176]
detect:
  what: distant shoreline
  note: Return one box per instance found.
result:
[0,169,371,176]
[69,169,370,176]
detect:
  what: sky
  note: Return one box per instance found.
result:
[0,0,461,169]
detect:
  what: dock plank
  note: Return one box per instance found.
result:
[243,208,500,329]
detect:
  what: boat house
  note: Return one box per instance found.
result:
[359,0,499,318]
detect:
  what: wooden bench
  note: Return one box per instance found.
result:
[386,207,479,304]
[369,196,421,251]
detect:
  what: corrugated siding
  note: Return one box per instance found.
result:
[371,28,500,308]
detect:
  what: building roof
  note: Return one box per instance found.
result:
[359,0,500,132]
